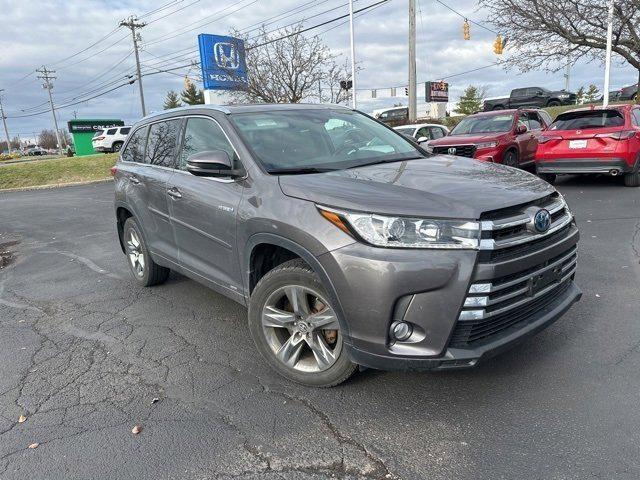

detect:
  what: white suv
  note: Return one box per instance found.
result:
[92,126,131,153]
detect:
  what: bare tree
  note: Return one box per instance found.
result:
[229,25,343,104]
[481,0,640,100]
[38,130,58,149]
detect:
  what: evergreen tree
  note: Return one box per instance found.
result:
[575,85,585,104]
[457,85,484,115]
[585,84,600,103]
[180,80,204,105]
[163,90,182,110]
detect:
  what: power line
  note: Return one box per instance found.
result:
[434,0,498,35]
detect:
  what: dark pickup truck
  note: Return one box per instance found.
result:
[484,87,576,111]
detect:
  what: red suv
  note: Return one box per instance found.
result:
[426,109,552,167]
[535,105,640,187]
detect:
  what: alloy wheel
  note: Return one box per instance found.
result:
[261,285,342,372]
[126,229,145,277]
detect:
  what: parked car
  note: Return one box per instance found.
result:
[92,126,131,153]
[25,145,46,156]
[425,108,552,167]
[535,104,640,187]
[484,87,576,111]
[113,104,581,387]
[394,123,449,142]
[617,83,638,101]
[373,106,408,123]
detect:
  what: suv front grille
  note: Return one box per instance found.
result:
[432,144,476,158]
[449,193,578,348]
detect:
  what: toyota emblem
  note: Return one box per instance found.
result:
[533,209,551,233]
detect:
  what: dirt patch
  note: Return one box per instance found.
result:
[0,239,19,268]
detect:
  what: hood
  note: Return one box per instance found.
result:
[429,133,507,146]
[278,156,554,219]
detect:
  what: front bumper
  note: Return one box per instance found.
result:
[536,157,633,174]
[318,219,580,371]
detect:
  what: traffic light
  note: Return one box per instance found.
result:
[493,35,504,54]
[404,86,408,96]
[463,20,470,40]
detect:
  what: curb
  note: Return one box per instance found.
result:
[0,178,113,193]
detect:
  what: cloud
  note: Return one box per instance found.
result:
[0,0,636,140]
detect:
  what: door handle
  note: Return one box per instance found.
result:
[167,187,182,199]
[129,176,141,185]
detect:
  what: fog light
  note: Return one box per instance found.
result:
[390,321,413,341]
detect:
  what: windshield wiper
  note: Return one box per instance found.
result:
[347,156,425,169]
[268,167,338,175]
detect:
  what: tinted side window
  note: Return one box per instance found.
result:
[120,127,131,135]
[632,109,640,126]
[539,110,553,127]
[145,120,182,168]
[512,89,526,98]
[528,112,543,130]
[121,126,148,163]
[106,128,117,135]
[416,127,430,139]
[180,117,238,170]
[429,126,445,139]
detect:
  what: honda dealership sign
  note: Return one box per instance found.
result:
[198,34,248,90]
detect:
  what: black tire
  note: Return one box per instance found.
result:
[248,259,357,387]
[632,93,637,103]
[624,171,640,187]
[122,217,170,286]
[492,105,505,111]
[538,172,557,185]
[112,142,123,153]
[503,150,518,168]
[547,100,561,107]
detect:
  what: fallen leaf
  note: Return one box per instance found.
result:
[131,425,143,435]
[150,398,159,405]
[595,294,601,298]
[18,415,27,423]
[28,443,39,449]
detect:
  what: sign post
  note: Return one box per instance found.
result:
[198,34,248,104]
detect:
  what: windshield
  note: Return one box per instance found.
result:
[450,114,514,135]
[229,109,424,173]
[550,110,625,130]
[394,127,415,136]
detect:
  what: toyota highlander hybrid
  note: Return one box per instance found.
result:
[113,104,581,387]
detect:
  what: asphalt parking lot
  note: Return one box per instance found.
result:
[1,177,639,479]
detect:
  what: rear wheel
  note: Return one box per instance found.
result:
[123,217,170,286]
[547,100,561,107]
[502,150,518,168]
[248,259,356,387]
[112,141,123,152]
[624,171,640,187]
[538,172,557,185]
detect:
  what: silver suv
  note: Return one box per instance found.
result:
[113,104,581,387]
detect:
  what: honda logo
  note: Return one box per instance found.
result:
[214,42,240,69]
[447,147,456,155]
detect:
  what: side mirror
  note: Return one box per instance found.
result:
[516,124,529,135]
[417,136,429,144]
[186,150,240,177]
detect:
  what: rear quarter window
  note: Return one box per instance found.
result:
[550,110,625,130]
[119,127,131,135]
[120,126,149,163]
[106,128,117,135]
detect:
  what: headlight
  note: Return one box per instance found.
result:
[558,93,569,99]
[318,206,480,249]
[475,141,498,149]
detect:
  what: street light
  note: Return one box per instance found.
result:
[603,0,615,107]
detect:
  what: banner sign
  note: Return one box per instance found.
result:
[198,34,248,91]
[426,81,449,102]
[67,119,124,134]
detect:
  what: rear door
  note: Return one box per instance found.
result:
[167,115,245,296]
[510,88,530,108]
[514,112,537,162]
[120,120,182,263]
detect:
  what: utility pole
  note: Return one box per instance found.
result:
[564,56,571,92]
[0,90,12,154]
[348,0,357,109]
[603,0,615,107]
[120,16,147,116]
[408,0,417,122]
[72,110,78,119]
[37,66,63,155]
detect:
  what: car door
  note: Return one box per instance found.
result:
[167,115,245,296]
[510,88,528,108]
[120,121,182,264]
[514,112,537,163]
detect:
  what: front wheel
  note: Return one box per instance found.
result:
[547,101,561,107]
[123,217,170,286]
[503,150,518,168]
[248,259,356,387]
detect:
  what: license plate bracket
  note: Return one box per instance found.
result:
[529,266,563,296]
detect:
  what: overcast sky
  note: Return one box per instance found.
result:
[0,0,637,141]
